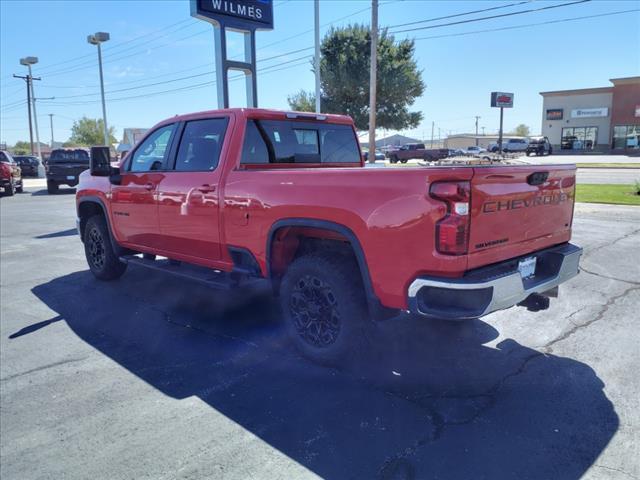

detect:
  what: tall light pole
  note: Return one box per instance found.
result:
[88,32,110,146]
[20,57,42,160]
[314,0,321,113]
[474,115,481,146]
[367,0,378,163]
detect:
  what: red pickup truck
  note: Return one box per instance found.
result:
[76,108,582,363]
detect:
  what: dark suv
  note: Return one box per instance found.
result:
[526,136,553,156]
[46,148,90,193]
[13,155,40,176]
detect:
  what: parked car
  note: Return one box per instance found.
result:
[46,148,90,194]
[363,149,385,161]
[388,143,449,163]
[13,155,40,176]
[76,108,582,364]
[0,150,23,196]
[503,138,529,153]
[526,136,553,156]
[464,146,486,156]
[487,139,529,153]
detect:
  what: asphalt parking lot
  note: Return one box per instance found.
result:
[1,186,639,480]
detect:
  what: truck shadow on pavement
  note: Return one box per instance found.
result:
[29,267,618,480]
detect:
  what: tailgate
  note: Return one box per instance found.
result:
[467,164,576,269]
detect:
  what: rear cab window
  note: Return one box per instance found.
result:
[240,119,360,165]
[48,150,89,163]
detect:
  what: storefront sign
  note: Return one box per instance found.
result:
[635,105,640,117]
[546,109,563,120]
[191,0,274,30]
[491,92,514,108]
[571,107,608,118]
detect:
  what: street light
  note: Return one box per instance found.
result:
[20,56,42,163]
[87,32,110,146]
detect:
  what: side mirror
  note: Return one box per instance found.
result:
[90,146,111,176]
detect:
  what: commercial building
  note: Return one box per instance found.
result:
[540,76,640,153]
[444,134,524,150]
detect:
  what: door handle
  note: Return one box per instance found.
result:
[197,184,216,193]
[144,182,154,191]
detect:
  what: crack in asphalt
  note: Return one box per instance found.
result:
[579,265,640,286]
[542,285,640,354]
[0,356,88,382]
[594,464,639,480]
[582,227,640,260]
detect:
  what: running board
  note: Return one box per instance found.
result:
[120,255,266,290]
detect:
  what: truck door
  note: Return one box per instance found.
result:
[111,123,177,248]
[157,117,229,262]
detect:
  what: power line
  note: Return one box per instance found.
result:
[388,0,531,29]
[389,0,591,34]
[413,9,638,41]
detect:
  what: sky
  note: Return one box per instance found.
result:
[1,0,639,147]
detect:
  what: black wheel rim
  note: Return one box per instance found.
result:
[87,227,106,271]
[289,274,341,348]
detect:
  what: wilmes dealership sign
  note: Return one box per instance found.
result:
[192,0,274,29]
[571,107,608,118]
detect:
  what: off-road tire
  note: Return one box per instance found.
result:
[47,181,59,194]
[84,215,127,281]
[280,252,369,365]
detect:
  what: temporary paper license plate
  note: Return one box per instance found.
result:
[518,256,537,279]
[67,176,75,180]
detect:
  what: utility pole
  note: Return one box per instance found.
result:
[481,126,486,135]
[12,73,36,155]
[20,57,42,160]
[88,32,110,146]
[474,115,481,146]
[367,0,378,163]
[431,121,434,148]
[314,0,321,113]
[48,114,54,147]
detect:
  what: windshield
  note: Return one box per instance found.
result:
[49,150,89,163]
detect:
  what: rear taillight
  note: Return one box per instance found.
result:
[429,181,470,255]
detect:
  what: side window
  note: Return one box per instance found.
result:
[241,121,269,164]
[320,125,360,163]
[130,124,175,172]
[175,118,228,172]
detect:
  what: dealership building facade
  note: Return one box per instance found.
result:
[540,76,639,153]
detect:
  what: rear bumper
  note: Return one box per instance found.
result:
[407,243,582,319]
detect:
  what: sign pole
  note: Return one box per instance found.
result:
[192,0,273,109]
[498,107,504,154]
[314,0,320,113]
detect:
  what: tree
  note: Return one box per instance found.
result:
[69,117,117,146]
[287,25,425,131]
[12,140,31,155]
[511,124,531,137]
[287,90,315,112]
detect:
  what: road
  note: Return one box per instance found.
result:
[576,168,640,185]
[1,187,639,480]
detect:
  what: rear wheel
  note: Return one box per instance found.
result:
[84,215,127,281]
[280,252,369,365]
[15,183,23,193]
[401,159,408,164]
[4,181,15,196]
[47,180,59,194]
